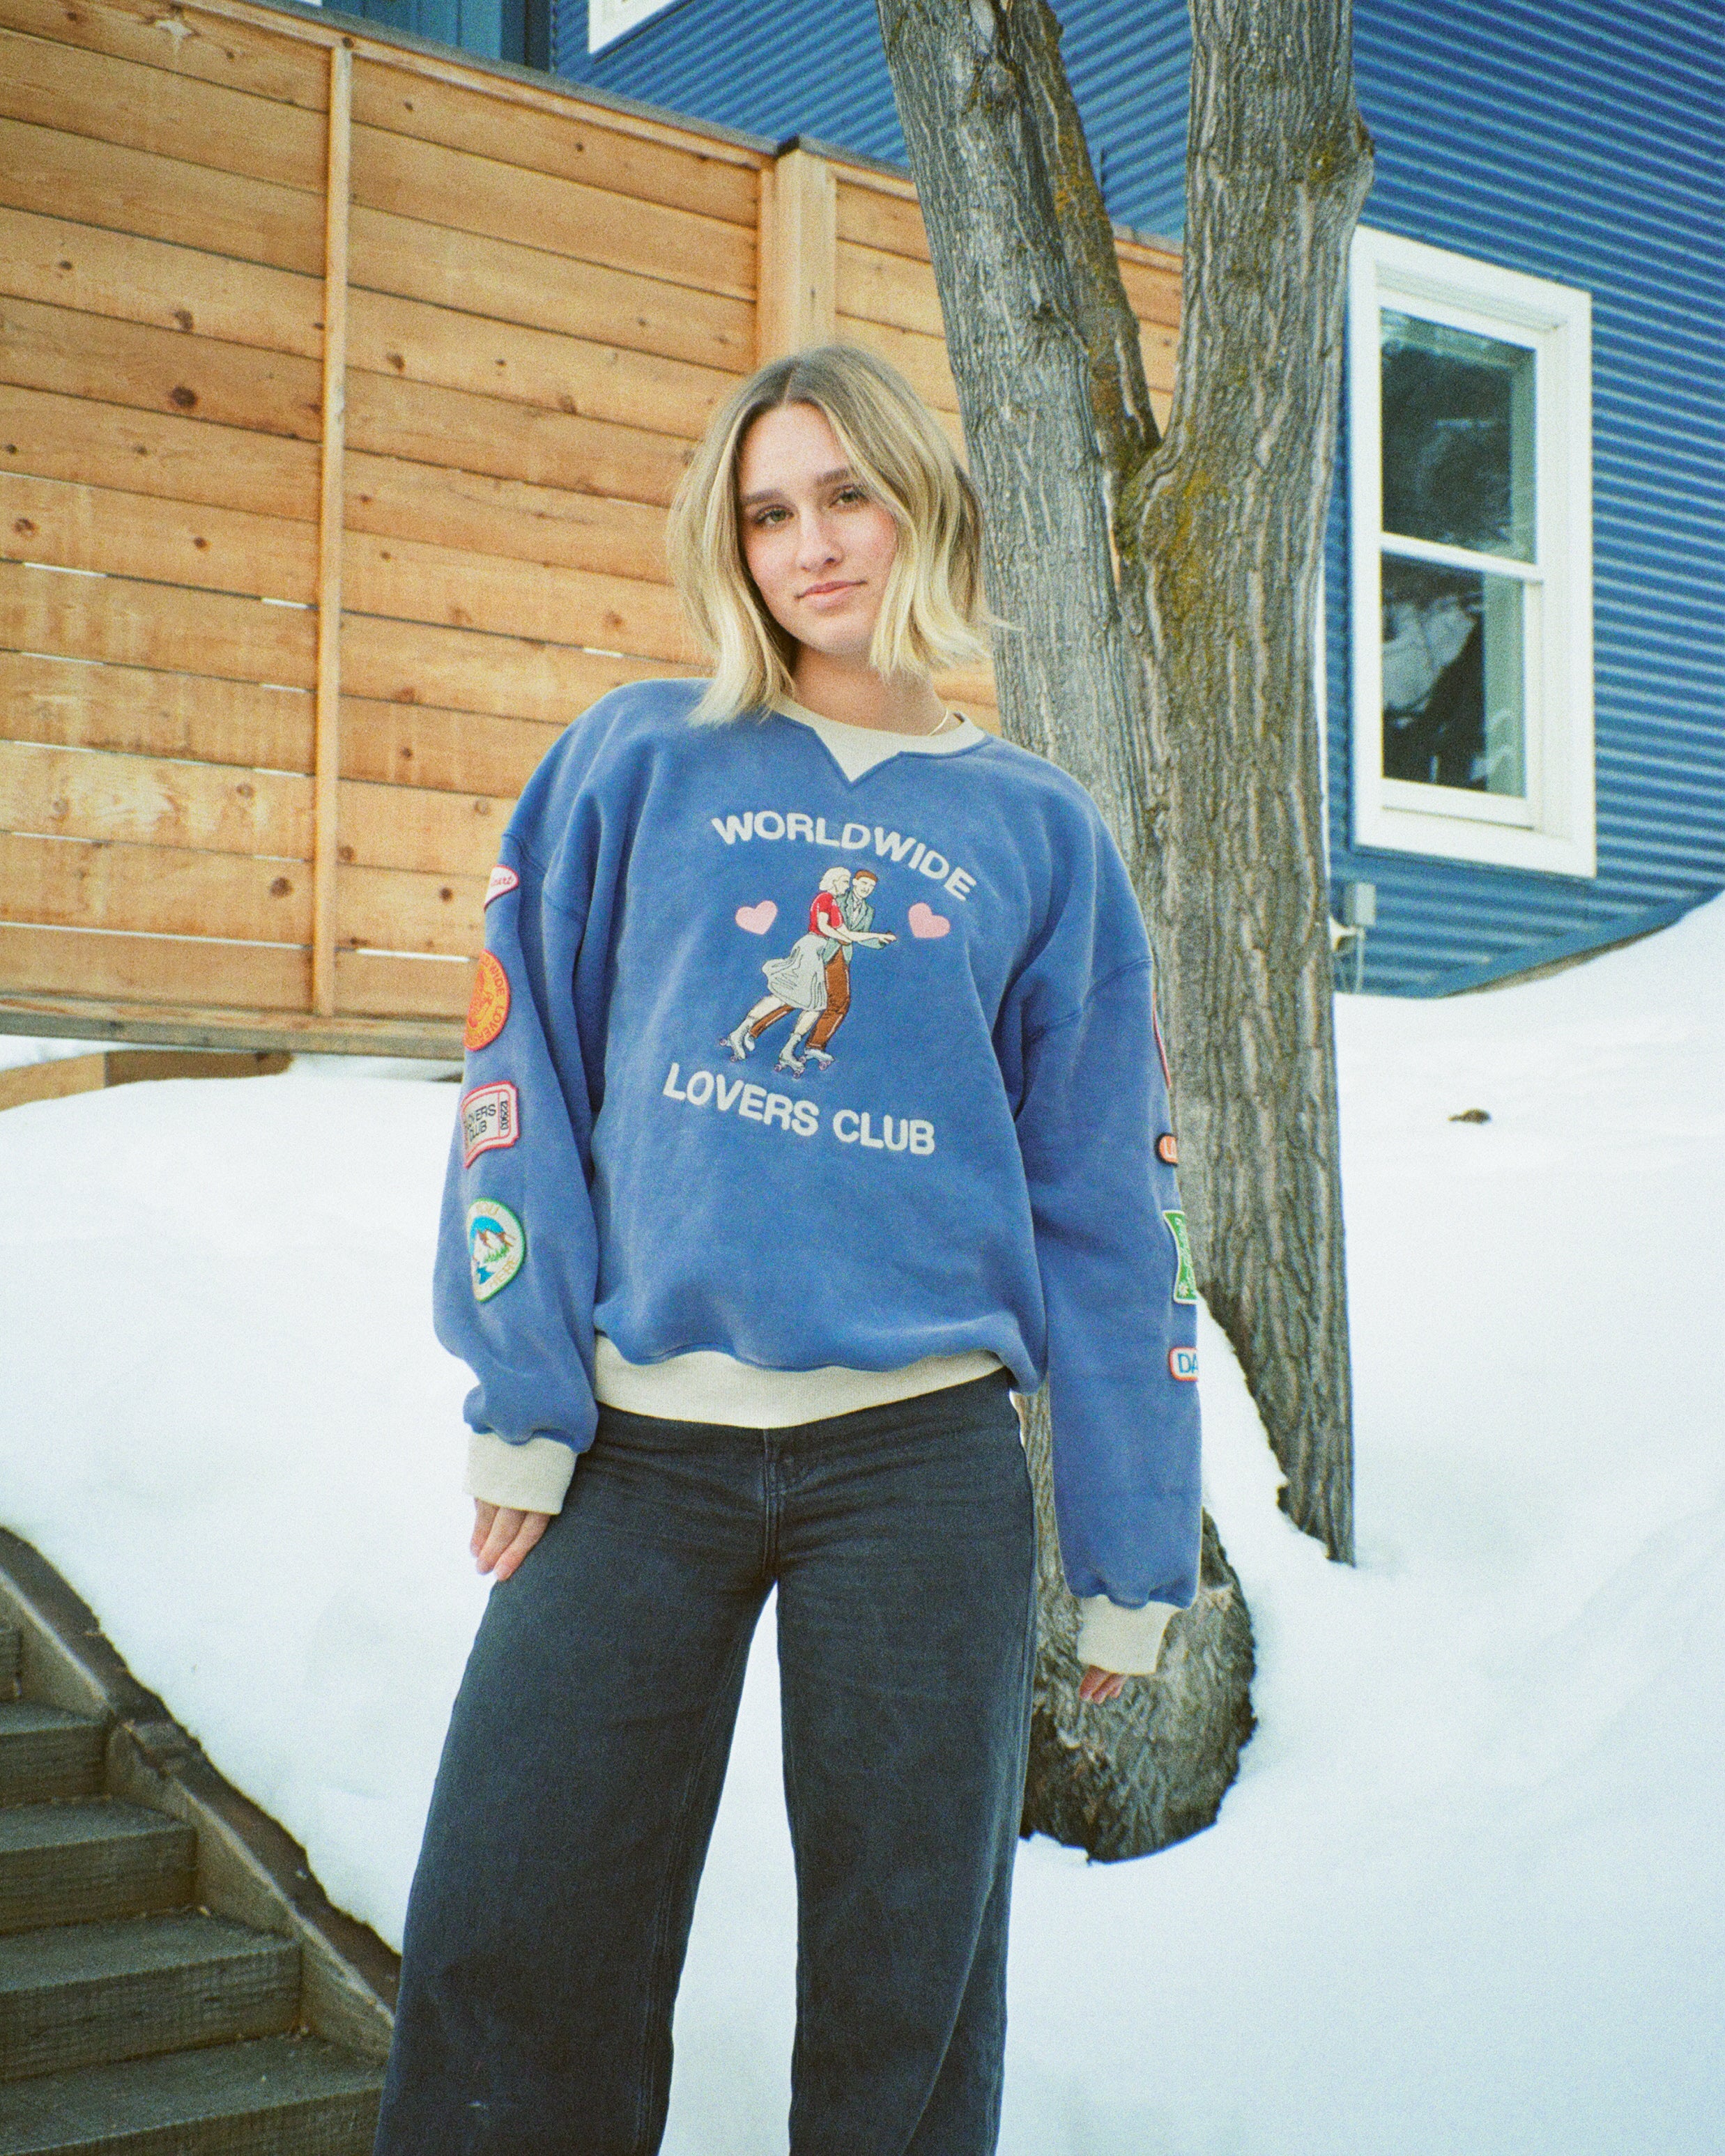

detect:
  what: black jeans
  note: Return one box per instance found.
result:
[374,1371,1037,2156]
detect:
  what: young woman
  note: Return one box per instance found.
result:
[374,346,1202,2156]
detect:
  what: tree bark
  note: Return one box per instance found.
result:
[1119,0,1372,1562]
[878,0,1371,1853]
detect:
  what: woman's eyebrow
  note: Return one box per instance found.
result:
[739,466,855,508]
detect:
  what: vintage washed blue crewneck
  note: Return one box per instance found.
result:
[434,678,1203,1610]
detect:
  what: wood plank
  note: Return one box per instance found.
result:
[835,180,928,263]
[0,1803,193,1936]
[344,451,666,585]
[0,384,319,523]
[1117,249,1183,329]
[0,652,313,772]
[0,557,316,688]
[0,739,310,857]
[0,935,304,1017]
[342,528,695,664]
[347,288,733,444]
[337,777,513,877]
[933,661,998,711]
[757,148,835,361]
[0,24,323,191]
[0,1052,107,1113]
[311,39,350,1022]
[20,1978,368,2116]
[345,371,690,508]
[0,1046,287,1112]
[351,123,756,303]
[0,472,316,603]
[0,987,457,1052]
[340,610,684,725]
[834,313,958,415]
[1,296,323,442]
[836,238,945,339]
[0,1909,298,2082]
[338,861,484,958]
[338,692,559,797]
[0,205,325,360]
[0,829,312,941]
[351,56,758,223]
[0,1700,104,1804]
[336,945,474,1019]
[348,204,754,376]
[0,116,324,277]
[1130,314,1179,394]
[0,0,329,113]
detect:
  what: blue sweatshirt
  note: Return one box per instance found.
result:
[434,679,1202,1612]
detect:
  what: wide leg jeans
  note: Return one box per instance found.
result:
[373,1371,1037,2156]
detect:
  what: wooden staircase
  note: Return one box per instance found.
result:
[0,1583,391,2153]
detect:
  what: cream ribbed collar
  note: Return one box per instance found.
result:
[771,694,986,782]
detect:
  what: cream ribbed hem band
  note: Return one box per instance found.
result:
[465,1339,1006,1518]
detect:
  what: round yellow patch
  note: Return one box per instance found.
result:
[464,950,511,1051]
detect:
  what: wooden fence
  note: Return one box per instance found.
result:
[0,0,1179,1056]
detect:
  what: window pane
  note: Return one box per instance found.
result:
[1381,556,1526,795]
[1381,311,1535,561]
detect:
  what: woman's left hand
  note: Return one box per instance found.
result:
[471,1500,550,1582]
[1078,1665,1126,1704]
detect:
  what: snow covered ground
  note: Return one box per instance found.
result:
[1,898,1721,2156]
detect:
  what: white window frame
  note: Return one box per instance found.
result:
[1348,227,1595,877]
[588,0,676,51]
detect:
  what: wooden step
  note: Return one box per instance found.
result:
[0,2033,383,2155]
[0,1704,107,1806]
[0,1807,192,1937]
[0,1914,300,2083]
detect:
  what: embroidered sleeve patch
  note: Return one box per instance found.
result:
[1162,1209,1198,1304]
[467,1199,526,1302]
[485,863,521,907]
[465,950,511,1050]
[1156,1132,1179,1166]
[1169,1346,1199,1382]
[461,1081,520,1169]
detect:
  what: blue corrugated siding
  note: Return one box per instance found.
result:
[552,0,1725,994]
[1329,0,1725,991]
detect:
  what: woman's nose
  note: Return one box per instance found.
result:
[796,513,840,569]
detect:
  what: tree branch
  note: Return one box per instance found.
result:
[1005,0,1163,498]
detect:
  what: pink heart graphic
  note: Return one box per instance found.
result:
[907,902,950,939]
[735,900,777,935]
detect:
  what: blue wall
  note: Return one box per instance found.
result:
[555,0,1724,992]
[1329,0,1725,991]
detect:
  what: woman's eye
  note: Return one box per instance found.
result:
[835,486,868,507]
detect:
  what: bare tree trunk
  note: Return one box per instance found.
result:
[878,0,1370,1853]
[1120,0,1372,1562]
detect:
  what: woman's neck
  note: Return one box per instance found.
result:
[788,649,948,737]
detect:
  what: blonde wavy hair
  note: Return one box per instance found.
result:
[666,344,989,724]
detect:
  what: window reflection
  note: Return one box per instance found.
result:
[1381,559,1526,796]
[1381,311,1536,562]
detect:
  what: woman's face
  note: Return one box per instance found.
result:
[736,403,900,665]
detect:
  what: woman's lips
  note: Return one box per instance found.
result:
[799,580,862,600]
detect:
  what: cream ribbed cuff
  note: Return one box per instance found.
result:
[1075,1595,1180,1677]
[464,1431,576,1515]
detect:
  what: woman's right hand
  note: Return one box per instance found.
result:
[471,1500,550,1582]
